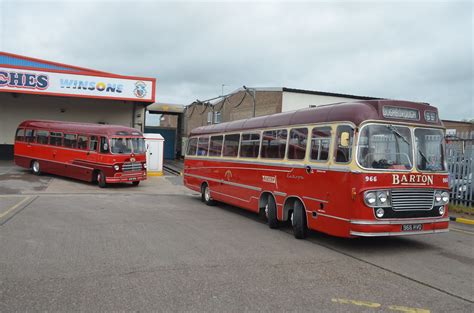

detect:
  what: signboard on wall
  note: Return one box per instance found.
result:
[0,66,155,102]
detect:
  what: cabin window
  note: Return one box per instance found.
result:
[197,137,209,156]
[36,130,49,145]
[64,134,77,148]
[100,137,109,153]
[223,134,240,157]
[25,129,35,143]
[261,129,287,159]
[209,135,223,157]
[334,125,354,163]
[240,132,260,158]
[288,128,308,160]
[310,127,331,162]
[77,135,88,150]
[187,138,198,156]
[89,136,98,151]
[15,128,25,141]
[49,132,63,146]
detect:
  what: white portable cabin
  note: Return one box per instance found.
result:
[144,133,164,176]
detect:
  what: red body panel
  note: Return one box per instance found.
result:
[184,158,449,238]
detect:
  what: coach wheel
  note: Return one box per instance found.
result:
[31,160,41,175]
[202,184,215,206]
[292,201,308,239]
[132,181,140,186]
[266,195,279,229]
[97,171,107,188]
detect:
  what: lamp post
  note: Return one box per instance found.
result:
[243,85,256,117]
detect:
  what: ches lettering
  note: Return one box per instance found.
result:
[392,174,434,185]
[0,70,49,90]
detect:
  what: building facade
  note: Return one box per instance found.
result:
[0,52,156,159]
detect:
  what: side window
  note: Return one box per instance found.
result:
[311,127,331,162]
[288,128,308,160]
[187,138,198,156]
[64,134,77,148]
[89,136,98,151]
[209,135,223,157]
[197,137,209,156]
[77,135,88,150]
[100,137,109,153]
[49,132,63,146]
[223,134,240,157]
[261,129,287,159]
[25,129,35,143]
[240,132,260,158]
[36,130,49,145]
[334,125,354,163]
[15,128,25,141]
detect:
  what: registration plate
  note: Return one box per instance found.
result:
[128,177,137,181]
[401,224,423,232]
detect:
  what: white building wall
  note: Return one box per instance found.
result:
[282,91,361,112]
[0,92,144,146]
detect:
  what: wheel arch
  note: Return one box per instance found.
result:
[283,196,307,222]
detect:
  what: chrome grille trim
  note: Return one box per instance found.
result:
[122,162,142,172]
[390,189,434,211]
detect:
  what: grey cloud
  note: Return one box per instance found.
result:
[1,0,472,119]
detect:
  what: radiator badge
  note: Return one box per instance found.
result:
[392,174,434,186]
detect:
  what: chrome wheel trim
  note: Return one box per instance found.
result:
[32,161,39,173]
[290,212,294,226]
[265,204,269,218]
[204,186,211,202]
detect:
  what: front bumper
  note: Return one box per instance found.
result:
[349,217,449,237]
[106,171,147,183]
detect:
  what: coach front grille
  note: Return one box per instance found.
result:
[122,162,142,172]
[390,188,435,211]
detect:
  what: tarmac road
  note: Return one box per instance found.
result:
[0,165,473,312]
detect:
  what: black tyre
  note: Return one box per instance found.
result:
[132,181,140,186]
[292,201,308,239]
[266,195,279,229]
[31,160,41,175]
[202,184,215,206]
[97,171,107,188]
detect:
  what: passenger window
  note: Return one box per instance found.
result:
[197,137,209,156]
[64,134,77,148]
[240,132,260,158]
[15,128,25,141]
[261,129,287,159]
[100,137,109,153]
[89,136,98,151]
[36,130,49,145]
[209,135,223,157]
[25,129,35,143]
[311,127,331,162]
[187,138,198,156]
[334,125,354,163]
[49,132,63,146]
[77,135,88,150]
[223,134,240,157]
[288,128,308,160]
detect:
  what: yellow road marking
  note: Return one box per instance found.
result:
[388,305,430,313]
[451,228,474,235]
[0,196,32,219]
[455,217,474,225]
[331,298,381,308]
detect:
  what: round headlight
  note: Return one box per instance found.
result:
[434,192,442,203]
[438,206,445,216]
[143,163,147,169]
[376,208,385,218]
[378,191,388,204]
[365,192,376,206]
[114,165,120,171]
[441,191,449,204]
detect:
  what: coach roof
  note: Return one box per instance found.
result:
[190,100,442,136]
[18,120,143,137]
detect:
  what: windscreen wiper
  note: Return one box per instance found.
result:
[386,124,428,163]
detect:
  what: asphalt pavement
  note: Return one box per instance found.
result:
[0,162,473,312]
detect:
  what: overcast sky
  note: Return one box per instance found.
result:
[0,0,472,120]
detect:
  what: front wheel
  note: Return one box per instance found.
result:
[31,160,41,175]
[97,171,107,188]
[202,184,215,206]
[292,201,308,239]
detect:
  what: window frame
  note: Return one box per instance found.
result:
[239,131,261,159]
[287,127,309,161]
[222,133,241,158]
[309,125,332,163]
[333,124,355,164]
[186,137,198,156]
[197,136,210,157]
[260,128,288,160]
[209,135,224,157]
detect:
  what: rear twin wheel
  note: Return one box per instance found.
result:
[291,201,308,239]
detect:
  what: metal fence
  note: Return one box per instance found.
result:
[446,132,473,206]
